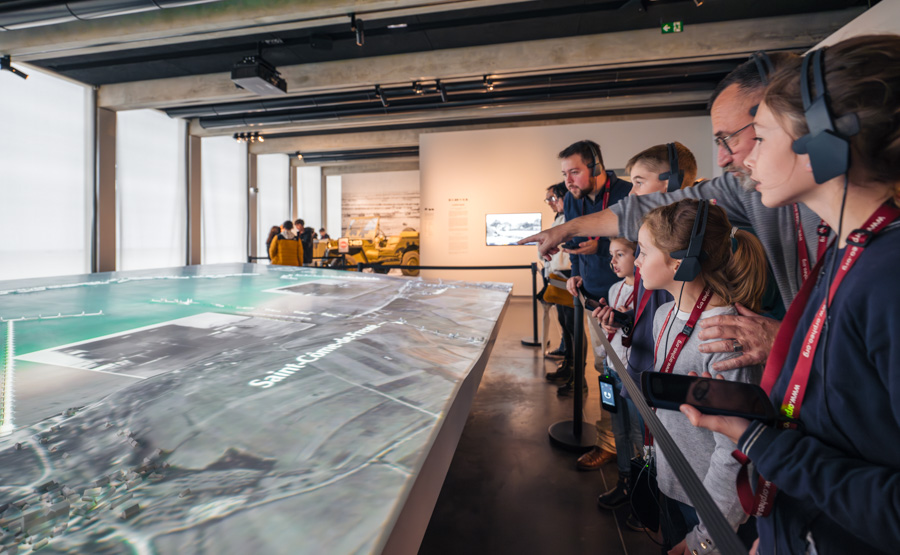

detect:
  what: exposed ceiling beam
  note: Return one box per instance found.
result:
[318,162,420,174]
[253,106,709,157]
[97,8,862,111]
[192,90,713,137]
[2,0,532,61]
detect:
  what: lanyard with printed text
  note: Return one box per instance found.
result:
[792,203,830,284]
[644,286,713,447]
[653,286,714,375]
[735,202,900,517]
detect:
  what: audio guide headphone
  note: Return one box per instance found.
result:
[670,200,710,282]
[658,143,684,192]
[587,141,603,178]
[790,48,859,184]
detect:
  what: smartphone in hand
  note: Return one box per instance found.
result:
[641,373,778,425]
[584,296,634,334]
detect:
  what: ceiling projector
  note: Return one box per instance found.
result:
[231,56,287,95]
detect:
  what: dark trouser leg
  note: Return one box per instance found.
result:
[607,367,634,477]
[557,304,575,365]
[659,494,698,551]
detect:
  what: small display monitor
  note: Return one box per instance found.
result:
[485,212,542,246]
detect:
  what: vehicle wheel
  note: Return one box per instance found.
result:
[401,251,420,276]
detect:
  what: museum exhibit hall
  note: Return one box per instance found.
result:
[0,1,897,554]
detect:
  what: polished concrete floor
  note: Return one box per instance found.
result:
[419,297,660,555]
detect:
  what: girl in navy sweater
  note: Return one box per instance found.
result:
[683,35,900,554]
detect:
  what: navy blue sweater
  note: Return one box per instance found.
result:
[563,171,631,299]
[738,223,900,555]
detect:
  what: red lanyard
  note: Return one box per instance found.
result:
[792,203,830,284]
[653,287,714,375]
[606,282,636,342]
[644,286,713,446]
[632,268,651,324]
[622,268,651,348]
[735,202,900,518]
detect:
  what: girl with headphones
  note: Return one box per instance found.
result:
[682,35,900,554]
[637,199,768,553]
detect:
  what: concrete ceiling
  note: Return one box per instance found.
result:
[0,0,872,165]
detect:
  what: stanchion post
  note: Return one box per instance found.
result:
[572,299,584,437]
[521,262,541,347]
[357,262,364,272]
[547,293,595,451]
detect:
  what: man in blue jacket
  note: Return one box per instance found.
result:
[555,140,631,468]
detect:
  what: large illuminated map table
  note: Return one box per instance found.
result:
[0,264,510,554]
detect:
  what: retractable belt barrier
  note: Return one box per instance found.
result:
[586,292,746,555]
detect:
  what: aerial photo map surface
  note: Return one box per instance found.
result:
[0,264,510,554]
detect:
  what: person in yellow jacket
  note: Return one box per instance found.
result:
[269,220,304,266]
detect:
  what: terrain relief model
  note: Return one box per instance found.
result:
[0,264,510,554]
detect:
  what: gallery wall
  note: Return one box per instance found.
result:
[419,116,714,294]
[341,170,421,236]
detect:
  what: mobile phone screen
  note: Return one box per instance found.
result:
[598,375,617,412]
[642,373,777,423]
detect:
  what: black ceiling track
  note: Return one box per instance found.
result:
[297,147,419,163]
[171,59,740,130]
[265,103,709,141]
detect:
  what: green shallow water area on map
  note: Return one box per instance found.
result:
[0,263,510,554]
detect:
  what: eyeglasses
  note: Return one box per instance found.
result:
[544,196,559,204]
[714,122,753,155]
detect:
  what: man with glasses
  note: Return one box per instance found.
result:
[521,52,816,375]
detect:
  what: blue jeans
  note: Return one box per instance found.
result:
[603,363,643,477]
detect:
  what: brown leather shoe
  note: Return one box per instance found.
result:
[576,446,616,471]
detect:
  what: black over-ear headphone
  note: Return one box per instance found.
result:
[658,143,684,192]
[670,200,709,282]
[586,142,603,178]
[752,51,774,85]
[749,51,774,118]
[790,48,860,184]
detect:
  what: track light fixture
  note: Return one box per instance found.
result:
[413,81,423,95]
[0,56,28,80]
[233,132,265,143]
[350,14,365,46]
[436,80,448,103]
[483,75,493,92]
[375,85,389,107]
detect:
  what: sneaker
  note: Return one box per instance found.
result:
[576,446,616,470]
[597,479,630,509]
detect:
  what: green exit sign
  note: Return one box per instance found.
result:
[661,21,683,34]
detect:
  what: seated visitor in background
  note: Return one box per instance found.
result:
[319,228,330,240]
[270,220,303,266]
[639,199,766,553]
